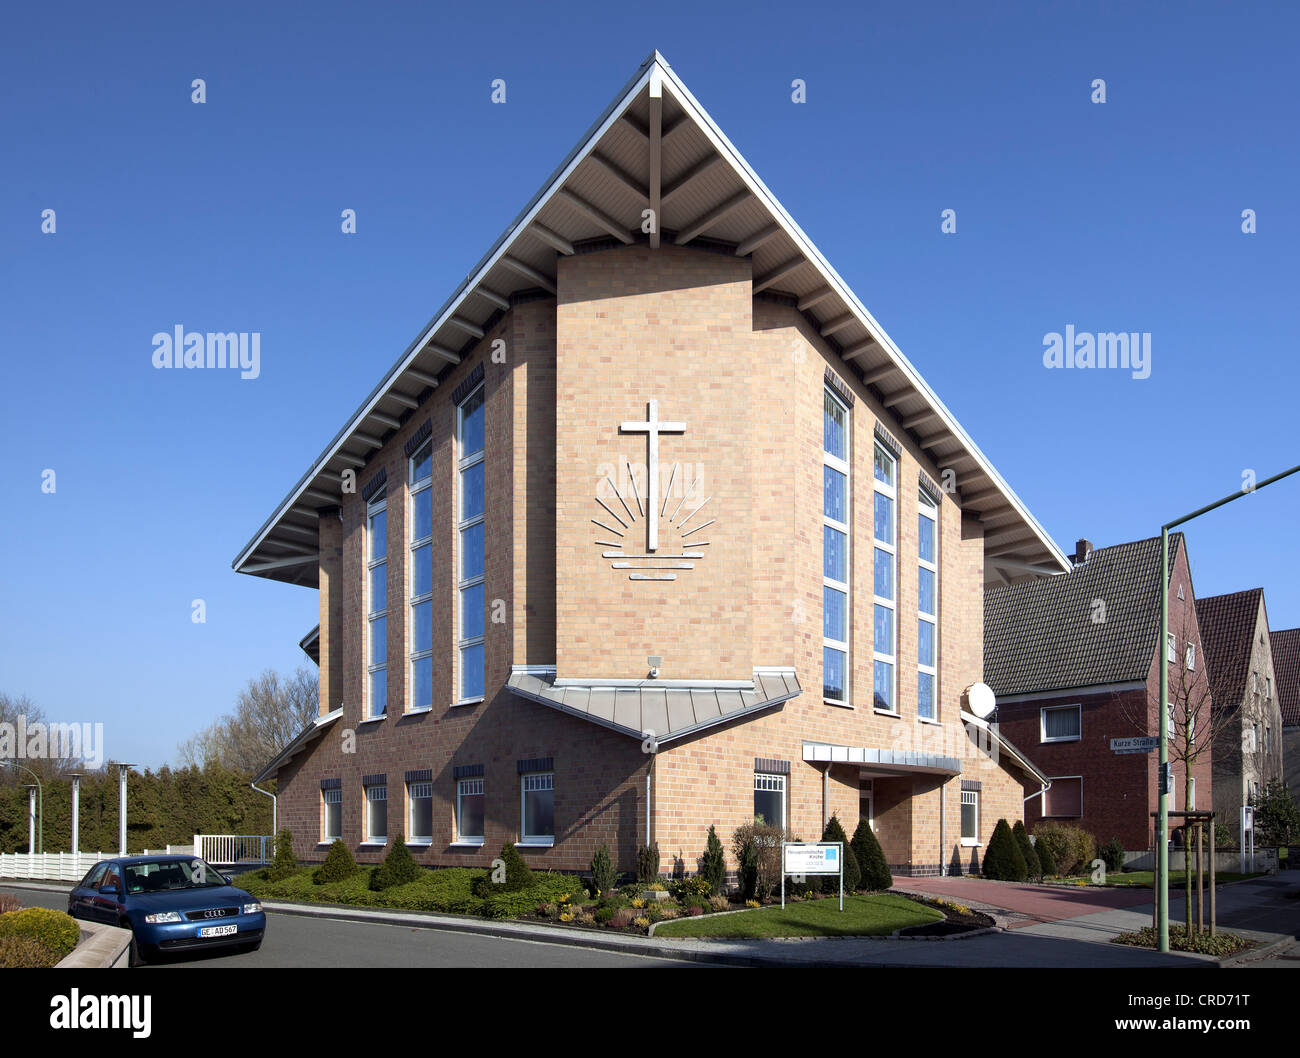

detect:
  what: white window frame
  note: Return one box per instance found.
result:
[753,772,787,829]
[322,787,342,843]
[960,789,979,846]
[408,439,434,714]
[455,778,485,845]
[872,443,897,715]
[365,492,388,720]
[456,384,486,705]
[407,780,433,844]
[917,488,938,722]
[1040,703,1081,743]
[1166,632,1176,663]
[520,771,555,846]
[822,389,851,707]
[364,783,388,845]
[1185,642,1196,671]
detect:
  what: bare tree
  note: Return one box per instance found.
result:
[178,668,319,775]
[0,691,98,782]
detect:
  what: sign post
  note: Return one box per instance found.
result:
[781,842,843,911]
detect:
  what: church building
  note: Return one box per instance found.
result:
[236,52,1066,878]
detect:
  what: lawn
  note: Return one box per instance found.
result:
[653,892,941,939]
[1061,871,1262,889]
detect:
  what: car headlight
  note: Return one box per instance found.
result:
[243,902,262,914]
[144,911,184,924]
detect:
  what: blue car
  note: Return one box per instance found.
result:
[67,855,266,965]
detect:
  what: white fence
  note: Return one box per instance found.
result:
[193,834,273,866]
[0,848,191,882]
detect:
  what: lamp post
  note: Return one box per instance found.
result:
[1157,461,1300,952]
[69,772,81,854]
[117,763,137,856]
[25,786,37,854]
[3,761,43,854]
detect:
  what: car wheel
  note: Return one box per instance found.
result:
[123,923,145,967]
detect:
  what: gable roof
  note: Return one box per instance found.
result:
[1194,588,1265,709]
[230,51,1067,589]
[1273,627,1300,728]
[984,534,1183,697]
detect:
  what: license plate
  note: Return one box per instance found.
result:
[198,924,238,938]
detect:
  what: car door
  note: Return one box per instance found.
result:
[92,864,125,924]
[69,863,107,920]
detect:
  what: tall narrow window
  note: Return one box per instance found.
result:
[364,783,387,844]
[753,773,786,828]
[872,443,897,712]
[521,772,554,844]
[322,788,341,843]
[917,488,938,720]
[822,391,850,705]
[407,780,433,843]
[960,789,979,846]
[408,440,434,711]
[457,385,486,702]
[366,491,388,718]
[457,779,485,843]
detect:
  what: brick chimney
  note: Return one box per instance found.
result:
[1073,538,1094,566]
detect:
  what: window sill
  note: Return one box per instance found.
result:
[450,840,485,848]
[317,841,339,847]
[358,714,387,725]
[961,840,981,848]
[873,709,900,718]
[404,707,433,716]
[516,840,555,849]
[823,699,852,709]
[406,840,433,847]
[359,841,388,847]
[917,717,941,726]
[451,697,485,709]
[1040,737,1080,744]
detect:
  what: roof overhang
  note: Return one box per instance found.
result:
[252,707,342,785]
[232,50,1069,588]
[962,712,1050,786]
[802,741,961,776]
[507,665,800,745]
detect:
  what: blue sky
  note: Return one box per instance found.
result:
[2,1,1296,768]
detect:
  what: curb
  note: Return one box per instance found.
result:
[58,921,133,969]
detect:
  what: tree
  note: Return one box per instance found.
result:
[1033,833,1057,876]
[1251,780,1300,846]
[851,817,891,891]
[0,692,98,782]
[819,815,860,893]
[177,667,319,774]
[590,843,616,897]
[1013,820,1041,879]
[981,819,1027,881]
[371,833,423,890]
[700,825,726,896]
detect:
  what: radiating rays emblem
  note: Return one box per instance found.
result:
[592,400,713,581]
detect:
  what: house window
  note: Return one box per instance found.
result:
[872,443,897,713]
[457,779,485,843]
[407,781,433,843]
[364,783,387,844]
[322,788,342,842]
[754,772,786,828]
[408,440,434,712]
[1041,704,1081,743]
[917,489,938,721]
[366,492,388,718]
[457,385,486,702]
[1185,643,1196,671]
[1043,777,1083,818]
[521,772,554,843]
[822,390,850,705]
[960,789,979,846]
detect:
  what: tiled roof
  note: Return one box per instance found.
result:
[984,534,1183,698]
[1273,627,1300,728]
[1194,588,1263,709]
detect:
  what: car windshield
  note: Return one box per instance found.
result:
[123,860,227,893]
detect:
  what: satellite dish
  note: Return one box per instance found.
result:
[965,682,996,719]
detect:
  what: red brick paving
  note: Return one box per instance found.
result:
[897,877,1152,927]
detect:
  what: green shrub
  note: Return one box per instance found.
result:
[851,817,892,891]
[731,821,787,900]
[636,843,660,883]
[314,839,360,884]
[472,842,534,896]
[819,815,861,893]
[981,819,1028,881]
[0,908,80,961]
[670,875,713,902]
[1013,820,1042,879]
[700,825,727,896]
[736,835,759,901]
[0,935,59,968]
[1032,834,1056,876]
[1033,823,1096,876]
[1100,836,1126,873]
[590,843,617,897]
[370,833,424,891]
[267,828,298,882]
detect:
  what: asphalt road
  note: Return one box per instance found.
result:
[1,885,708,969]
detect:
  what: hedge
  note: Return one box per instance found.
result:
[1032,823,1096,877]
[0,907,81,961]
[0,935,61,968]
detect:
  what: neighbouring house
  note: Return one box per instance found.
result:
[1272,627,1300,795]
[1195,589,1284,842]
[233,52,1064,881]
[985,534,1214,851]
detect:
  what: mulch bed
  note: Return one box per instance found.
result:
[897,898,995,936]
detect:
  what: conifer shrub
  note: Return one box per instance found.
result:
[819,815,861,893]
[1100,836,1126,873]
[980,819,1028,881]
[851,817,892,891]
[370,833,424,891]
[736,835,759,901]
[472,842,534,896]
[267,828,298,882]
[700,825,727,896]
[1013,820,1042,879]
[313,839,360,884]
[636,843,660,883]
[1032,834,1057,876]
[590,843,617,897]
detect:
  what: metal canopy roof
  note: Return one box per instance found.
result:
[232,50,1069,588]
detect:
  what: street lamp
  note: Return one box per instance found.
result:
[1157,461,1300,952]
[117,763,137,856]
[69,772,82,854]
[2,761,43,854]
